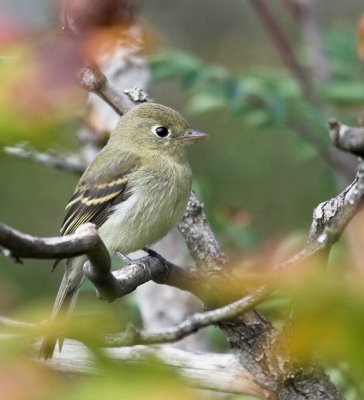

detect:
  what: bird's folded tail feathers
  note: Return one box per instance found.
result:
[39,274,80,359]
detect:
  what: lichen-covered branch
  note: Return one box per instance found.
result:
[178,192,227,271]
[277,121,364,274]
[309,121,364,244]
[329,119,364,158]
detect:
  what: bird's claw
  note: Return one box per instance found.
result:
[143,247,168,264]
[116,251,133,264]
[116,251,149,271]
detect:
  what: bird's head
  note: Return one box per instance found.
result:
[111,103,208,158]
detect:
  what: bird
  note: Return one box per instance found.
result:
[39,102,208,358]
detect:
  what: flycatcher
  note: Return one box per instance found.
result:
[40,102,208,358]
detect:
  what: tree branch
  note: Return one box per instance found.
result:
[178,192,227,272]
[4,144,87,174]
[277,148,364,269]
[78,64,135,116]
[0,285,268,349]
[329,119,364,158]
[288,0,331,84]
[0,222,109,267]
[0,285,267,352]
[39,341,270,398]
[102,286,269,347]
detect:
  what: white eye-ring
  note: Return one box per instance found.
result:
[151,125,171,138]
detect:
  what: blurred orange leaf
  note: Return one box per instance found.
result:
[357,13,364,59]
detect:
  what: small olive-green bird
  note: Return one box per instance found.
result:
[39,102,207,358]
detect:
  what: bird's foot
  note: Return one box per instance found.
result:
[116,251,149,271]
[116,251,133,264]
[142,247,168,265]
[116,249,168,272]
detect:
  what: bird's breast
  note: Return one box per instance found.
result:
[98,161,192,255]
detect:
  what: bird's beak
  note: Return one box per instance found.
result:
[179,130,209,142]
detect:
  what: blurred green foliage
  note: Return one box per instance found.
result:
[149,27,362,247]
[150,27,364,132]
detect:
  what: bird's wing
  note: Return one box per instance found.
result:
[60,154,140,236]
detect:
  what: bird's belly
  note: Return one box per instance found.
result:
[97,183,189,255]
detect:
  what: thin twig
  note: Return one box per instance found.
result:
[289,0,331,83]
[249,0,317,104]
[78,65,134,116]
[4,144,87,174]
[103,286,270,347]
[250,0,355,182]
[0,286,269,349]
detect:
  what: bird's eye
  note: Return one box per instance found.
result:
[152,126,170,138]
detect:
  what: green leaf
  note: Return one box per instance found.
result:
[149,51,201,81]
[321,81,364,104]
[325,29,364,79]
[187,90,227,114]
[244,109,273,128]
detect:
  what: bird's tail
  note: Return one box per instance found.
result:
[39,257,85,359]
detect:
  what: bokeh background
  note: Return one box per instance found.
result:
[2,1,364,398]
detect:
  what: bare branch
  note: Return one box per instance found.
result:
[78,65,135,116]
[329,119,364,157]
[276,154,364,268]
[308,164,364,245]
[84,251,177,302]
[41,341,271,398]
[4,144,87,174]
[103,286,269,347]
[0,222,109,266]
[301,121,364,248]
[178,192,227,272]
[0,286,268,348]
[274,155,364,292]
[84,247,240,307]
